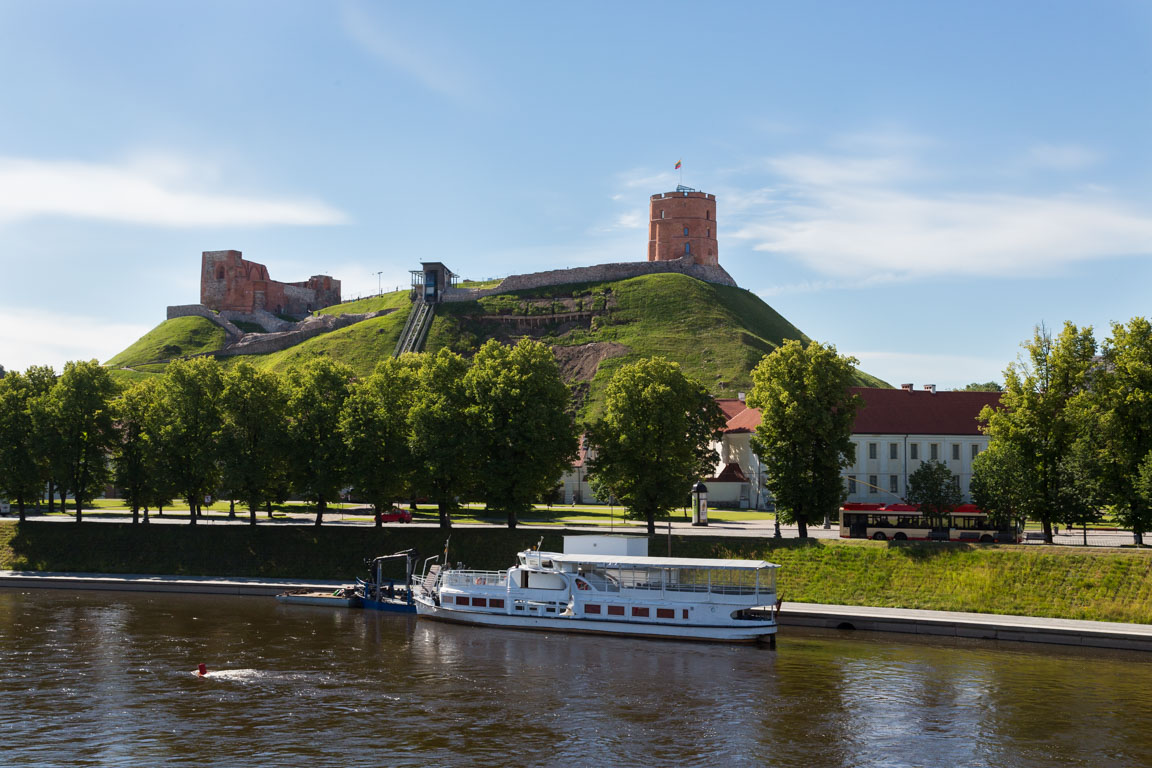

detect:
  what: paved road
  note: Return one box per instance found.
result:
[4,508,1142,546]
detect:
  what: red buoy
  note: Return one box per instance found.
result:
[197,663,208,676]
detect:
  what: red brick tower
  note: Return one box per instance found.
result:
[648,187,718,266]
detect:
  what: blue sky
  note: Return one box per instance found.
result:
[2,1,1150,388]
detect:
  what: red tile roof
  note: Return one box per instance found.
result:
[715,398,749,421]
[722,388,1002,436]
[708,462,750,483]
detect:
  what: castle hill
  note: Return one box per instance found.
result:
[3,5,1151,766]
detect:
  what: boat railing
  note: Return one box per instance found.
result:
[441,570,508,588]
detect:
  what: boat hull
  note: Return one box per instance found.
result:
[362,596,416,614]
[276,590,360,608]
[414,598,776,643]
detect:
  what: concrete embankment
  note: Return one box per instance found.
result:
[778,602,1152,652]
[4,570,1152,652]
[0,571,342,597]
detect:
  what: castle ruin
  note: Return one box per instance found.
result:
[200,250,340,317]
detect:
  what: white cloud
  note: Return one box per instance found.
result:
[339,1,482,106]
[1025,143,1101,171]
[0,155,348,228]
[0,310,151,372]
[729,144,1152,282]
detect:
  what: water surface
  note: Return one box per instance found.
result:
[1,590,1149,767]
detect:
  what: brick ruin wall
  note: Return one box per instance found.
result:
[440,257,736,302]
[201,250,340,316]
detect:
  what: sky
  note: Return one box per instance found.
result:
[1,1,1150,388]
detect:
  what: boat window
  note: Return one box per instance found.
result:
[526,572,566,590]
[607,605,625,616]
[456,596,469,605]
[657,608,675,619]
[632,607,650,617]
[489,599,505,608]
[585,604,601,614]
[682,609,689,619]
[472,598,487,607]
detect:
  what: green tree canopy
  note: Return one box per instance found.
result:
[408,349,476,530]
[748,340,860,538]
[586,357,724,536]
[970,441,1033,532]
[111,379,163,524]
[152,357,225,524]
[956,381,1003,392]
[340,355,421,525]
[43,360,118,521]
[979,322,1097,543]
[465,339,577,528]
[1070,317,1152,544]
[905,460,962,529]
[0,370,43,520]
[286,357,355,526]
[220,362,289,525]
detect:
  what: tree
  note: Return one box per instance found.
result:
[905,460,962,530]
[970,441,1033,532]
[111,379,161,524]
[25,366,61,512]
[0,371,42,520]
[979,322,1097,543]
[465,340,577,529]
[286,358,354,526]
[42,361,118,521]
[152,357,225,524]
[408,349,476,530]
[956,381,1003,392]
[586,357,724,536]
[340,355,421,526]
[747,340,860,539]
[220,362,289,526]
[1070,318,1152,544]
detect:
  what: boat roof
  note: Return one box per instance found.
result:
[528,551,779,570]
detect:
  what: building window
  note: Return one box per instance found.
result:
[952,443,960,461]
[706,210,711,220]
[215,265,225,280]
[661,210,665,219]
[868,475,878,494]
[952,476,961,491]
[889,443,898,460]
[847,476,857,494]
[930,443,939,461]
[971,444,980,460]
[910,443,919,460]
[890,475,898,493]
[868,442,878,460]
[684,243,691,255]
[683,226,689,236]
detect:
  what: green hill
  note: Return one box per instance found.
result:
[106,273,889,413]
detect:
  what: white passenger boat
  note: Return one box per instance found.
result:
[412,536,781,644]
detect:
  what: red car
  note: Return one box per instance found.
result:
[377,509,413,524]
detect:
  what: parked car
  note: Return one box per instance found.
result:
[378,509,413,524]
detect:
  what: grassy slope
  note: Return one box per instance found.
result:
[105,316,226,367]
[104,275,888,406]
[429,273,888,416]
[246,309,412,377]
[4,522,1150,624]
[314,290,411,316]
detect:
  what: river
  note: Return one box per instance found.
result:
[1,590,1150,767]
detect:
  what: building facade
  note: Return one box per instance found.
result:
[648,187,719,267]
[200,250,340,317]
[712,385,1003,508]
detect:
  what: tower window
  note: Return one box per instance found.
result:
[215,265,225,280]
[706,229,710,237]
[683,226,689,236]
[706,211,711,220]
[661,210,665,219]
[685,243,691,255]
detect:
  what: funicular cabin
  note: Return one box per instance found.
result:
[840,503,1018,543]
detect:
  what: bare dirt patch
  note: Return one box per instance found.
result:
[551,341,630,384]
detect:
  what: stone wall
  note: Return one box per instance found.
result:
[200,250,341,316]
[166,304,243,340]
[216,310,391,357]
[440,257,736,302]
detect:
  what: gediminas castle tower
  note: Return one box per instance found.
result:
[647,187,719,267]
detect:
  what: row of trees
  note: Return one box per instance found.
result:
[0,340,578,528]
[971,319,1152,544]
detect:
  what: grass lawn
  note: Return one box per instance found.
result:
[314,290,412,316]
[105,316,226,367]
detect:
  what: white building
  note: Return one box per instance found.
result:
[713,385,1002,508]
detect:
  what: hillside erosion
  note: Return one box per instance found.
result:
[3,522,1151,625]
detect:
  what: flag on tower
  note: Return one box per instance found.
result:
[674,159,682,170]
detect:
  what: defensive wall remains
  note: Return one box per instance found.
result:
[201,250,340,317]
[440,257,736,303]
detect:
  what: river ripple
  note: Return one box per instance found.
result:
[1,590,1150,768]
